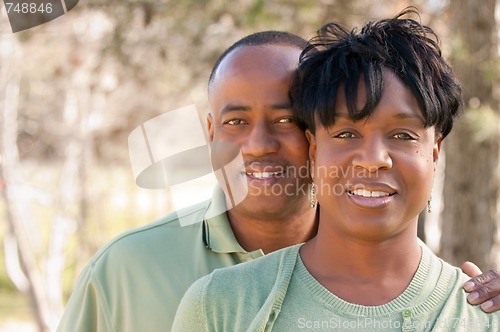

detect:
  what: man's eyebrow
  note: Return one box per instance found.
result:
[220,104,251,114]
[270,103,292,110]
[220,103,292,114]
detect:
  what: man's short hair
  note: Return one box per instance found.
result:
[208,31,308,90]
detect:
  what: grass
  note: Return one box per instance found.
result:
[0,228,34,325]
[0,289,33,323]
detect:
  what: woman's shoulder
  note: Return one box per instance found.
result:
[174,244,303,330]
[187,244,302,306]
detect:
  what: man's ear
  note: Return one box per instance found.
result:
[306,129,316,167]
[207,113,214,142]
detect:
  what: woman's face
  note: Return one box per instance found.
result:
[307,69,441,241]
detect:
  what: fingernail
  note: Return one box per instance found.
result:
[481,300,493,311]
[467,292,479,303]
[463,281,475,292]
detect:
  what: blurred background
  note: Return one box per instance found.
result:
[0,0,499,331]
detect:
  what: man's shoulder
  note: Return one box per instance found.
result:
[89,199,211,266]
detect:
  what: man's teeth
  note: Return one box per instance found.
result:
[351,189,390,197]
[247,172,281,179]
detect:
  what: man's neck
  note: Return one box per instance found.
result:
[227,205,318,254]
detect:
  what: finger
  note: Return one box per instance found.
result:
[461,261,482,279]
[462,261,482,292]
[464,269,500,309]
[463,268,500,292]
[480,297,500,313]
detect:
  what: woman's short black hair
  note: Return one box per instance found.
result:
[291,7,463,138]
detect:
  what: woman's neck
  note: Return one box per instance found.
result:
[300,225,421,306]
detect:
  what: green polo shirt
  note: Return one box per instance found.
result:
[56,187,264,332]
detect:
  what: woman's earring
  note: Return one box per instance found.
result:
[427,194,432,213]
[310,183,317,208]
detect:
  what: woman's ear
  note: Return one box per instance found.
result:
[306,129,316,168]
[433,136,442,165]
[207,113,214,142]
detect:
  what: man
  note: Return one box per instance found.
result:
[56,31,500,332]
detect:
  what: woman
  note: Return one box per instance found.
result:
[173,9,499,331]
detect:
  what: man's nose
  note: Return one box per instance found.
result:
[241,121,280,156]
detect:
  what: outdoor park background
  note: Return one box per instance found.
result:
[0,0,499,331]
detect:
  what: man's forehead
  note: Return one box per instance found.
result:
[215,45,300,79]
[207,45,300,108]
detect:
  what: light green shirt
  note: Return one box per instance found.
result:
[56,187,264,332]
[173,243,499,331]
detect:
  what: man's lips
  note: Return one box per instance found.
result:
[243,160,289,180]
[245,171,284,180]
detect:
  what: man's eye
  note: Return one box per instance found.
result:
[334,132,356,139]
[393,132,415,140]
[277,117,294,124]
[224,119,247,125]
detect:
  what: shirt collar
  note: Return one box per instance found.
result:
[203,186,264,258]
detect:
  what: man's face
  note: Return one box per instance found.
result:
[208,45,311,219]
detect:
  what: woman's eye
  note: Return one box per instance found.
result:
[224,119,247,125]
[393,132,415,140]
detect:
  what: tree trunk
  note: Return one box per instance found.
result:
[0,34,81,332]
[0,41,53,332]
[441,0,499,270]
